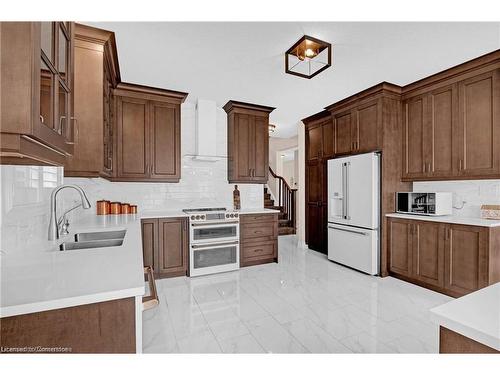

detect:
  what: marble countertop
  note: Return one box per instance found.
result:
[430,283,500,351]
[0,207,278,318]
[386,213,500,227]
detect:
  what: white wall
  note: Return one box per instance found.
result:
[297,122,306,244]
[413,180,500,218]
[1,102,263,254]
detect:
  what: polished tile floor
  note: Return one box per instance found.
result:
[143,235,452,353]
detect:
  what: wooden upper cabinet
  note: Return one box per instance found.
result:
[224,100,275,184]
[352,99,380,153]
[149,102,180,180]
[1,22,75,166]
[307,124,323,161]
[457,70,500,177]
[444,225,489,296]
[64,23,119,177]
[334,110,352,155]
[116,97,149,179]
[113,83,188,182]
[427,85,456,177]
[403,95,427,179]
[321,118,335,158]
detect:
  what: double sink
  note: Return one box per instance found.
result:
[59,229,126,251]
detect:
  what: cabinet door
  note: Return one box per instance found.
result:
[445,225,489,296]
[334,110,352,155]
[157,218,189,277]
[233,113,253,181]
[427,85,456,177]
[457,70,500,177]
[103,76,114,176]
[307,124,323,161]
[141,219,158,273]
[353,100,379,153]
[403,95,427,179]
[307,204,326,254]
[322,119,335,158]
[149,101,180,181]
[252,115,269,182]
[306,160,324,203]
[412,221,445,288]
[116,97,149,179]
[388,219,413,277]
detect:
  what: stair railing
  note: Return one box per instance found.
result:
[268,167,297,231]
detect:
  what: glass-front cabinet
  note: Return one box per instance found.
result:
[0,22,74,166]
[39,22,74,144]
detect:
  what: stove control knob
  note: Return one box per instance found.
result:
[196,215,201,220]
[191,215,195,220]
[226,214,229,218]
[201,215,205,220]
[234,213,238,218]
[230,213,235,218]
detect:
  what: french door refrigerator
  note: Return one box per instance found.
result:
[327,152,380,275]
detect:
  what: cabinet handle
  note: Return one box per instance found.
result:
[459,159,463,171]
[254,248,263,252]
[73,117,79,144]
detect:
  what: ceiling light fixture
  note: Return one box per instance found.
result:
[269,124,276,134]
[285,35,332,79]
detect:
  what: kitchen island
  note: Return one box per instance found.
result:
[430,283,500,353]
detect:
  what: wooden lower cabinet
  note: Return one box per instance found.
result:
[140,217,188,278]
[0,298,136,353]
[439,326,499,354]
[240,213,278,267]
[388,217,500,297]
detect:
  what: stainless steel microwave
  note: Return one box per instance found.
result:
[396,192,452,216]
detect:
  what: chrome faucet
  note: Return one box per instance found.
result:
[48,184,91,240]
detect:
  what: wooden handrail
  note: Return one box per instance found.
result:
[268,167,297,232]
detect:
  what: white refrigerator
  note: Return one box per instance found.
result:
[327,152,380,275]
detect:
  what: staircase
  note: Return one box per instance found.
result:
[265,168,297,235]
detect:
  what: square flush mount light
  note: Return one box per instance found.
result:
[285,35,331,79]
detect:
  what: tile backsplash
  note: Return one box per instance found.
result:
[1,102,263,254]
[413,179,500,217]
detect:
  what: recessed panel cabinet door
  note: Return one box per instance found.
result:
[388,219,412,277]
[234,113,253,180]
[334,111,352,155]
[149,102,180,181]
[354,100,379,153]
[322,119,335,158]
[116,97,149,179]
[253,115,269,181]
[157,218,188,277]
[457,70,499,177]
[403,95,426,179]
[445,225,488,296]
[427,85,456,177]
[141,219,158,273]
[307,124,323,161]
[413,221,445,288]
[307,204,326,254]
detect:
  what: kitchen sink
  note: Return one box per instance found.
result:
[74,229,126,242]
[60,238,124,251]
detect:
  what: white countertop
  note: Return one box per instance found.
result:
[386,213,500,227]
[0,214,146,318]
[430,283,500,351]
[0,207,277,318]
[236,208,280,215]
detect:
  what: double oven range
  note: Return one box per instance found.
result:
[182,207,240,276]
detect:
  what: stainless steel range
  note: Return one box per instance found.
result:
[183,207,240,276]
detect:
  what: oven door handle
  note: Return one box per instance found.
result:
[191,240,239,250]
[191,222,239,228]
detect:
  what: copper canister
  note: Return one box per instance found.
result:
[130,205,137,214]
[110,202,121,215]
[121,203,131,215]
[96,200,111,215]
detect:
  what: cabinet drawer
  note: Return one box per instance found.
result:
[240,214,276,224]
[241,223,275,241]
[242,242,275,260]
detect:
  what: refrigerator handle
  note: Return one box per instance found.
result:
[344,162,350,220]
[341,163,346,219]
